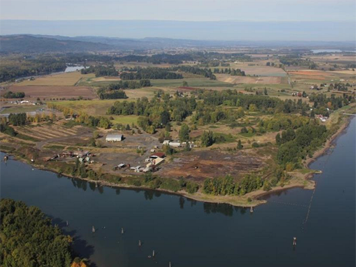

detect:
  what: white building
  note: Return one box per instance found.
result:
[106,133,123,142]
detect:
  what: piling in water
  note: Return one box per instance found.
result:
[293,237,297,246]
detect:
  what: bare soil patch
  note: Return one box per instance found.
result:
[159,149,264,181]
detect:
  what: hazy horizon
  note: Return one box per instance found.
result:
[1,20,355,42]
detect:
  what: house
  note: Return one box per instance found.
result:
[106,133,123,142]
[151,152,166,159]
[168,141,181,148]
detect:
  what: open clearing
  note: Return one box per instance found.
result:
[8,85,97,99]
[158,149,265,181]
[13,72,94,86]
[0,104,46,114]
[14,124,83,141]
[228,63,287,77]
[216,74,284,84]
[92,77,122,82]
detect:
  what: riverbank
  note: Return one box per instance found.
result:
[1,109,354,208]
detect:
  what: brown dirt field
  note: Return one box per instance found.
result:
[92,77,122,82]
[159,149,264,181]
[289,70,329,76]
[289,70,332,81]
[15,125,85,141]
[216,74,282,84]
[8,85,97,99]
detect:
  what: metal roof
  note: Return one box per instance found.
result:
[106,134,123,139]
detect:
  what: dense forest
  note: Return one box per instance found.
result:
[118,53,194,64]
[3,91,25,98]
[81,65,118,77]
[279,55,317,69]
[0,56,66,82]
[0,199,74,267]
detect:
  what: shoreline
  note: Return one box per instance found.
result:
[1,114,353,208]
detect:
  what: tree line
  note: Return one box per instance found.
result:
[213,68,246,76]
[0,56,66,83]
[3,91,25,98]
[120,67,183,80]
[81,65,118,77]
[0,199,75,267]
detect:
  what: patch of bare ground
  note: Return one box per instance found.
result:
[159,149,265,182]
[216,74,283,84]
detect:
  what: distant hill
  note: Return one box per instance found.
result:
[0,34,355,54]
[0,35,111,53]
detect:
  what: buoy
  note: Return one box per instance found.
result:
[121,227,124,234]
[293,237,297,246]
[139,240,142,246]
[92,226,96,233]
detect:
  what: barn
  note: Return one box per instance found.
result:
[106,133,123,142]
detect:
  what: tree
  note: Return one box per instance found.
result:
[182,80,189,87]
[179,123,190,142]
[237,139,243,149]
[201,131,215,147]
[275,133,281,145]
[160,110,170,125]
[264,88,268,95]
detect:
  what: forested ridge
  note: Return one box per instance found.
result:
[0,199,75,267]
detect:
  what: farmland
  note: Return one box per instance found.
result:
[13,72,94,86]
[7,85,97,100]
[1,48,356,207]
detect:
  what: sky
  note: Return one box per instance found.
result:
[1,0,356,21]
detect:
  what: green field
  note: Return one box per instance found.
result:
[0,105,46,114]
[108,115,139,125]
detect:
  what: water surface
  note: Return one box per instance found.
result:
[1,118,355,267]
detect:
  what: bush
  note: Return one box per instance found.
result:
[186,182,199,194]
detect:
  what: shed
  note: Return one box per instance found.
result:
[151,152,166,158]
[106,133,123,142]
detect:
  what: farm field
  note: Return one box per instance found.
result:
[14,124,83,141]
[149,78,234,88]
[8,85,97,99]
[0,104,46,114]
[216,74,285,85]
[229,63,287,77]
[13,72,94,86]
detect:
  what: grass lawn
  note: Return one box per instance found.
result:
[108,115,139,125]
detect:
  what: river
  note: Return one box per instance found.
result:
[1,118,355,267]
